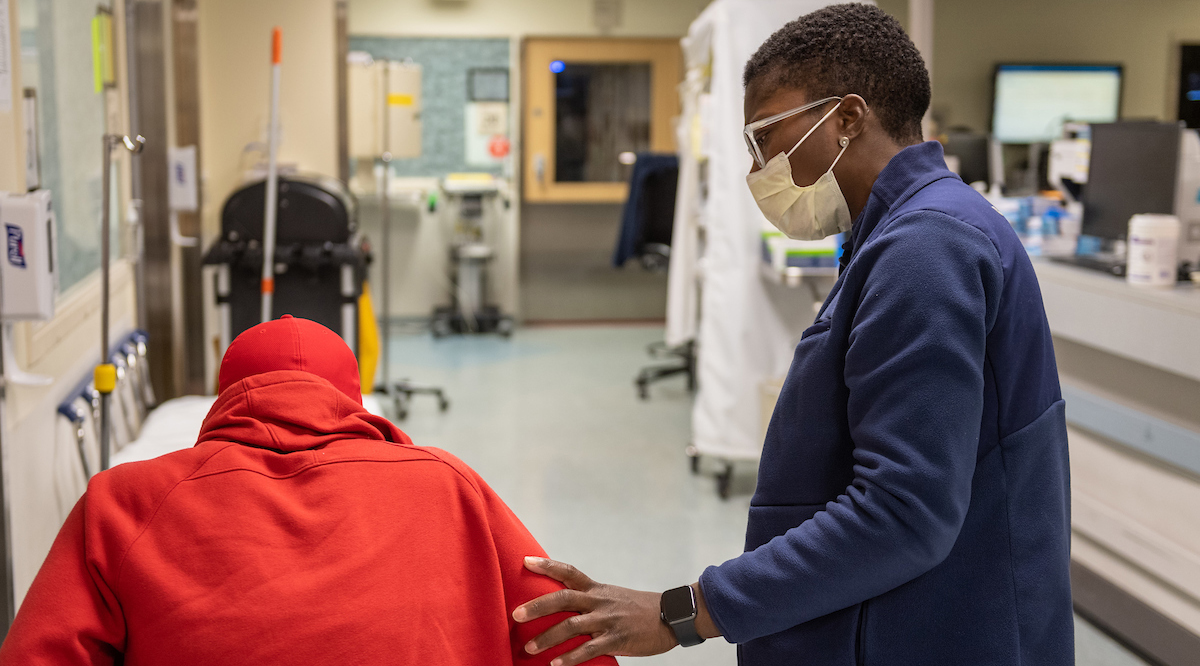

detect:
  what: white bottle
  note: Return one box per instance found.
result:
[1126,214,1180,288]
[1024,215,1044,256]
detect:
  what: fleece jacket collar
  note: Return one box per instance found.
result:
[841,140,958,270]
[196,370,411,453]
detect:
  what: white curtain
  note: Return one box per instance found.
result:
[676,0,867,461]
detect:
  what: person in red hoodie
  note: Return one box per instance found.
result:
[0,315,615,666]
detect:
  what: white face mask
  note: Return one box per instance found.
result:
[746,103,853,241]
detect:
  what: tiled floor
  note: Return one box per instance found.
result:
[384,325,1150,666]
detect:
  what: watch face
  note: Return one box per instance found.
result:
[661,586,696,622]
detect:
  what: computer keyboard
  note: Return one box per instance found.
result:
[1050,254,1127,277]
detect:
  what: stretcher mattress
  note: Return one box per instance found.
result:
[111,394,389,466]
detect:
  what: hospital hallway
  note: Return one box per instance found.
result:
[385,324,1151,666]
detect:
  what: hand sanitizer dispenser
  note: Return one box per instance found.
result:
[0,190,58,321]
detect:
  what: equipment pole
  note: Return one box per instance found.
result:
[99,135,112,472]
[98,135,144,472]
[261,27,283,323]
[380,62,392,395]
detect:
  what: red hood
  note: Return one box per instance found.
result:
[218,314,362,404]
[204,315,409,451]
[198,370,411,452]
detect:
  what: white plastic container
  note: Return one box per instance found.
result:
[1126,214,1181,288]
[1023,215,1044,256]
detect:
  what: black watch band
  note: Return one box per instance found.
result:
[668,614,706,648]
[660,585,706,648]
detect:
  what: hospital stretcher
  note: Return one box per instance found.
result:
[54,331,386,508]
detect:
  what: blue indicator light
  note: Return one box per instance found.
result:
[1187,90,1200,102]
[549,60,566,74]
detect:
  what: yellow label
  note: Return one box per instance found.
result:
[91,17,104,93]
[91,14,115,93]
[446,172,495,183]
[387,93,415,107]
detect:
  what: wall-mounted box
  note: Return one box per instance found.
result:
[348,56,423,160]
[0,190,58,321]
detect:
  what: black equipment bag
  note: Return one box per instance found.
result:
[204,175,369,348]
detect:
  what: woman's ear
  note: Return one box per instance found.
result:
[836,94,870,140]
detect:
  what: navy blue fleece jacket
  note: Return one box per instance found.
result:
[699,141,1073,665]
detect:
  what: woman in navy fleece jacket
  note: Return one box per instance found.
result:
[514,5,1073,665]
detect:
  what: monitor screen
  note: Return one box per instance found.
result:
[1082,122,1180,242]
[992,64,1122,144]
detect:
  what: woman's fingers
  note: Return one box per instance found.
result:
[545,635,614,666]
[513,587,594,623]
[524,612,600,655]
[513,558,599,624]
[523,557,596,590]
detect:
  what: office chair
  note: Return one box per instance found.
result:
[613,153,697,400]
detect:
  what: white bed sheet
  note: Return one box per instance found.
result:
[111,393,390,466]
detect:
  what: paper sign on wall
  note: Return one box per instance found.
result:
[466,102,509,167]
[168,146,199,212]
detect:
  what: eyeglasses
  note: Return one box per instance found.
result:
[743,96,842,169]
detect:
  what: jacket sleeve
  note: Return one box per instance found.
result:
[470,471,617,666]
[0,495,125,665]
[698,211,1004,643]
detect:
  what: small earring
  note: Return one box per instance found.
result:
[839,137,850,147]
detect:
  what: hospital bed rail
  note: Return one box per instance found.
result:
[55,330,156,481]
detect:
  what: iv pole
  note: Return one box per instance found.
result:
[371,61,447,418]
[379,62,393,404]
[260,27,283,323]
[98,134,145,472]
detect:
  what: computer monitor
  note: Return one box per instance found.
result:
[1081,122,1181,242]
[942,131,990,185]
[992,64,1123,144]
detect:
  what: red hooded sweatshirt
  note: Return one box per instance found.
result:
[1,316,614,666]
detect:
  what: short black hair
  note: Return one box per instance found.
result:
[744,3,930,145]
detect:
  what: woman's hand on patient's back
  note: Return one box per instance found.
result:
[513,557,678,666]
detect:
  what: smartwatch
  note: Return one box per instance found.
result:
[660,585,706,647]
